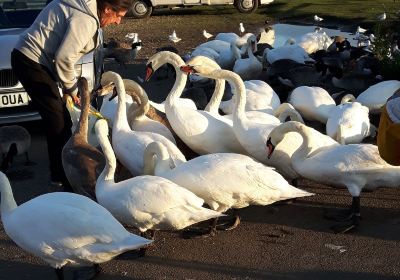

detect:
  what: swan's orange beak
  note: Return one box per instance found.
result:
[145,62,154,82]
[266,138,275,159]
[180,65,195,75]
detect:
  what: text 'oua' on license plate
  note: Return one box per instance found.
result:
[0,92,30,108]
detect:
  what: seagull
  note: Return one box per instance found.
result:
[125,32,142,51]
[357,26,367,33]
[239,22,245,34]
[169,30,181,43]
[203,29,213,40]
[314,15,323,22]
[377,12,386,21]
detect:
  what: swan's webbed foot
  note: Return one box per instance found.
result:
[181,226,217,239]
[331,214,360,234]
[73,264,101,280]
[215,215,241,231]
[323,208,353,222]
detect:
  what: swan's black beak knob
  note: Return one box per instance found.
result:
[266,138,275,159]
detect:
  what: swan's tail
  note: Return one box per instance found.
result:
[281,185,315,200]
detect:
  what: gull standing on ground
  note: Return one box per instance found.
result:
[377,12,386,21]
[357,26,367,33]
[314,14,323,22]
[239,22,245,34]
[169,30,181,43]
[203,29,213,40]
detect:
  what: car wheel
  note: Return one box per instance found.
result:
[128,0,153,18]
[234,0,258,13]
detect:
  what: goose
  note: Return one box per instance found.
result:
[267,121,400,233]
[145,51,247,155]
[288,86,336,123]
[355,80,400,114]
[102,34,142,68]
[98,71,186,176]
[62,77,106,200]
[0,170,152,280]
[144,141,314,232]
[95,119,222,238]
[326,100,373,144]
[232,35,263,81]
[180,64,329,181]
[0,125,33,171]
[123,79,176,144]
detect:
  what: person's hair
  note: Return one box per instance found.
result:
[97,0,131,13]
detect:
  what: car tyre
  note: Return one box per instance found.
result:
[128,0,153,18]
[234,0,258,13]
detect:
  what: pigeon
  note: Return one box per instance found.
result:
[239,22,245,34]
[314,15,323,22]
[169,30,181,43]
[203,29,213,39]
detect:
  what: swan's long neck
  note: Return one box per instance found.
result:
[96,122,116,181]
[0,174,17,216]
[113,76,130,130]
[126,83,150,120]
[75,87,90,141]
[160,55,187,108]
[279,122,315,161]
[278,108,304,123]
[205,78,225,114]
[143,142,172,175]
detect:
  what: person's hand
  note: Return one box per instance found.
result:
[72,94,81,107]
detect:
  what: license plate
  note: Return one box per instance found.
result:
[0,92,30,108]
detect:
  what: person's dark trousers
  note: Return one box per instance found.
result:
[11,49,73,191]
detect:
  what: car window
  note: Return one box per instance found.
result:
[0,0,47,29]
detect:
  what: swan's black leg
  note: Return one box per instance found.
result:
[73,264,101,280]
[24,152,36,166]
[0,143,17,171]
[55,267,64,280]
[138,230,155,257]
[331,197,361,234]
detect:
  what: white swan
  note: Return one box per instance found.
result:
[94,119,222,233]
[233,35,263,81]
[145,51,246,155]
[267,121,400,233]
[288,86,336,123]
[298,31,333,54]
[263,44,314,65]
[181,64,339,181]
[98,83,134,127]
[219,80,281,115]
[123,79,176,144]
[144,141,314,215]
[0,171,151,279]
[326,101,372,144]
[99,71,186,176]
[356,80,400,114]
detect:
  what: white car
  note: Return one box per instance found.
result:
[128,0,274,18]
[0,0,103,124]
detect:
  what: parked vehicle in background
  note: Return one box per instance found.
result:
[128,0,274,19]
[0,0,103,124]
